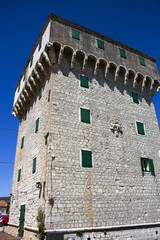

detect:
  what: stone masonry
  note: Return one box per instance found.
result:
[8,13,160,240]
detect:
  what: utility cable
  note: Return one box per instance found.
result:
[0,162,14,164]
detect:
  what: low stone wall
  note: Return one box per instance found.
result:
[7,225,19,238]
[23,228,39,240]
[64,227,160,240]
[7,225,39,240]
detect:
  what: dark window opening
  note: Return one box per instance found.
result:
[45,132,49,145]
[48,90,51,102]
[140,158,155,176]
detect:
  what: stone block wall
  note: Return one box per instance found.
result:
[44,55,160,234]
[8,71,53,238]
[64,227,160,240]
[8,13,160,240]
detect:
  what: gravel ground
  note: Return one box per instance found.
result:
[0,232,19,240]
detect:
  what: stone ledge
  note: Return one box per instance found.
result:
[45,221,160,233]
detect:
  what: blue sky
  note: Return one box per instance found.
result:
[0,0,160,197]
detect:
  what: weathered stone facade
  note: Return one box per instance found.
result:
[8,13,160,240]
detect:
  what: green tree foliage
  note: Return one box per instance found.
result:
[36,207,45,240]
[6,201,10,214]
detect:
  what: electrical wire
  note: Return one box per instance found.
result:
[0,162,14,164]
[0,128,17,131]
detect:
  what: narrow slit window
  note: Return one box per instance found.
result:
[82,150,92,168]
[72,29,80,40]
[80,108,90,123]
[39,87,42,100]
[17,83,20,92]
[24,111,27,121]
[132,92,139,104]
[97,39,104,50]
[21,136,24,149]
[23,71,26,81]
[30,56,33,68]
[38,38,42,51]
[136,121,145,135]
[17,169,21,182]
[48,90,51,102]
[35,118,39,133]
[32,158,36,174]
[119,48,127,59]
[80,75,89,88]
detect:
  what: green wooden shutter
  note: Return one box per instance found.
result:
[21,137,24,149]
[149,159,155,176]
[38,38,42,51]
[30,56,33,67]
[132,92,139,104]
[18,169,21,182]
[82,150,92,168]
[97,39,104,49]
[136,122,145,135]
[139,56,146,66]
[81,108,90,123]
[80,75,89,88]
[32,158,36,174]
[72,29,80,40]
[39,87,42,100]
[35,118,39,133]
[140,158,144,176]
[24,111,27,121]
[119,48,127,59]
[19,205,25,237]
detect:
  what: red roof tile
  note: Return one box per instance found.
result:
[0,200,7,207]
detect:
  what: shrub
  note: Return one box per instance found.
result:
[36,207,45,240]
[0,222,3,228]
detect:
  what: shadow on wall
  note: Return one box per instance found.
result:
[52,47,152,107]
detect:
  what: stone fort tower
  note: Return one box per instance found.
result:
[8,13,160,240]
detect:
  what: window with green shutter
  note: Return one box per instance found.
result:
[136,121,145,135]
[32,158,36,174]
[39,87,42,100]
[80,108,90,123]
[30,56,33,67]
[21,136,24,149]
[139,56,146,66]
[97,39,104,50]
[18,169,21,182]
[82,150,92,168]
[119,48,127,59]
[72,29,80,40]
[132,92,139,104]
[24,111,27,121]
[80,75,89,88]
[140,158,155,176]
[38,38,42,51]
[35,118,39,133]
